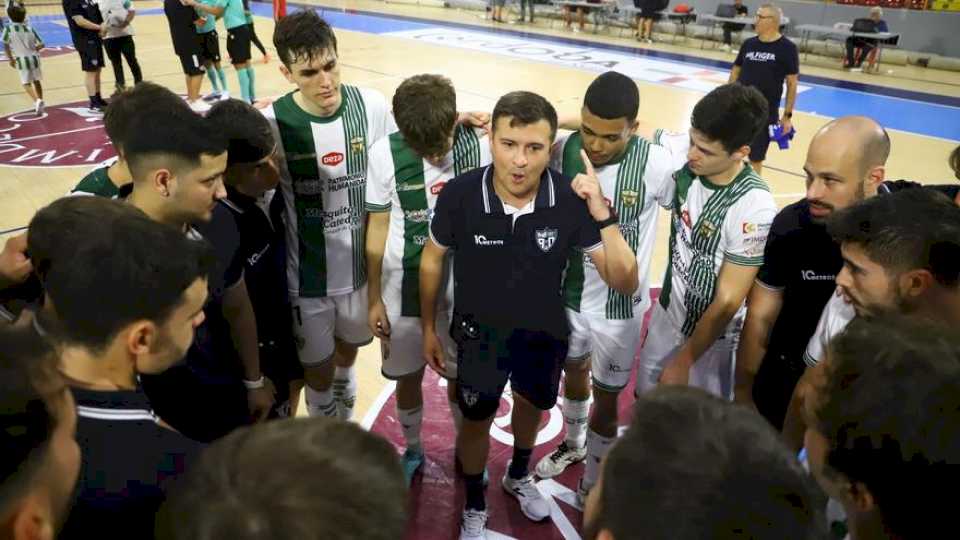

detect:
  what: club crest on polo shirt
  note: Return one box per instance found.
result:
[535,227,557,252]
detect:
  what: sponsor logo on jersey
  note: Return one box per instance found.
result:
[246,244,270,267]
[474,234,504,246]
[742,222,757,234]
[404,208,430,223]
[535,227,557,252]
[430,181,447,195]
[350,136,365,155]
[413,235,427,246]
[745,51,778,62]
[321,152,344,166]
[620,190,638,207]
[0,99,115,168]
[802,270,836,281]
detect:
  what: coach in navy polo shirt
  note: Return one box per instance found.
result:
[27,197,210,539]
[419,91,638,538]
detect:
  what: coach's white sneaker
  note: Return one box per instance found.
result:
[535,441,586,478]
[34,99,44,116]
[502,468,550,522]
[459,508,488,540]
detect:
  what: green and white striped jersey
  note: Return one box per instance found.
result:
[365,125,491,316]
[1,22,42,69]
[264,86,396,298]
[553,132,675,319]
[657,141,777,337]
[68,158,120,198]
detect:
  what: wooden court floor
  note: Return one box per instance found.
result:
[1,0,957,421]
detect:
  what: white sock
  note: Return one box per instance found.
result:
[563,397,590,449]
[397,406,424,454]
[305,386,337,418]
[449,400,463,434]
[583,429,616,489]
[333,366,357,421]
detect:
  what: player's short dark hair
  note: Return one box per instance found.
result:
[393,74,458,159]
[206,99,275,172]
[814,315,960,540]
[690,83,768,153]
[156,418,407,540]
[594,386,827,540]
[124,98,227,181]
[27,197,214,351]
[273,10,338,67]
[7,3,26,22]
[0,328,66,519]
[492,91,558,141]
[584,71,640,123]
[827,188,960,287]
[950,144,960,181]
[104,82,187,154]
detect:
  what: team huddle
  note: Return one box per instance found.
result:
[2,6,960,540]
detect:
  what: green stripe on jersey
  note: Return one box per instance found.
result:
[452,124,482,176]
[604,136,649,320]
[341,85,370,291]
[560,133,588,311]
[71,167,118,198]
[389,132,429,317]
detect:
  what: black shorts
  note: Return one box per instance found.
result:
[454,314,567,421]
[198,29,221,63]
[76,37,104,72]
[178,51,205,76]
[260,337,304,419]
[749,117,776,162]
[226,24,252,65]
[752,351,806,430]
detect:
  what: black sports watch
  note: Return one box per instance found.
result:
[596,208,619,230]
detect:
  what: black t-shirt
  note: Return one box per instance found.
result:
[735,36,799,120]
[60,386,202,540]
[164,0,201,55]
[430,166,602,338]
[756,199,841,363]
[62,0,103,45]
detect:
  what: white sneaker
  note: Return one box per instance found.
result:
[535,441,586,478]
[575,477,591,510]
[502,467,550,522]
[219,91,231,100]
[188,99,212,113]
[459,508,488,540]
[34,99,44,116]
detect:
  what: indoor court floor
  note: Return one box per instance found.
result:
[1,1,958,537]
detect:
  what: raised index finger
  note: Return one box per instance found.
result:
[579,149,596,178]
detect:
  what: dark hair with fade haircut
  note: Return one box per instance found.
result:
[492,91,558,141]
[592,386,827,540]
[950,145,960,181]
[7,3,26,22]
[0,328,66,519]
[813,315,960,540]
[827,187,960,288]
[124,103,227,181]
[690,83,768,153]
[273,10,338,67]
[206,99,276,173]
[393,74,458,159]
[104,82,189,154]
[27,197,215,351]
[156,418,407,540]
[584,71,640,123]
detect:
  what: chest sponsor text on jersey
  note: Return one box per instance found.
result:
[302,206,364,233]
[293,172,365,195]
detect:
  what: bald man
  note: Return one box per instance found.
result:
[733,116,888,428]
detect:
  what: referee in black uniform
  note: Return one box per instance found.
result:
[420,91,638,538]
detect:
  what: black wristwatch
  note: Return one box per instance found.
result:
[596,208,619,230]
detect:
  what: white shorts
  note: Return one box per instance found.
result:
[565,308,643,392]
[381,310,457,380]
[18,66,41,85]
[291,286,373,368]
[634,303,741,400]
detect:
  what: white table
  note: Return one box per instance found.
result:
[697,13,791,49]
[795,23,900,72]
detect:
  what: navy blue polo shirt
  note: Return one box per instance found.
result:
[430,166,602,338]
[61,385,202,539]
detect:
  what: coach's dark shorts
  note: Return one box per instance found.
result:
[198,29,221,63]
[453,314,567,421]
[178,50,205,76]
[76,37,104,72]
[227,24,252,64]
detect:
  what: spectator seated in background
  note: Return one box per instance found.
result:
[720,0,748,50]
[845,7,888,71]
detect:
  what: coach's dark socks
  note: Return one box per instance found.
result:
[464,473,486,511]
[509,447,533,479]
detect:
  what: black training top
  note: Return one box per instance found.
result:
[735,35,799,120]
[62,0,103,45]
[430,165,602,338]
[163,0,201,55]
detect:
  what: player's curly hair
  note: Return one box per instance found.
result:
[393,74,458,160]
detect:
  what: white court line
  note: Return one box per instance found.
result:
[360,379,397,430]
